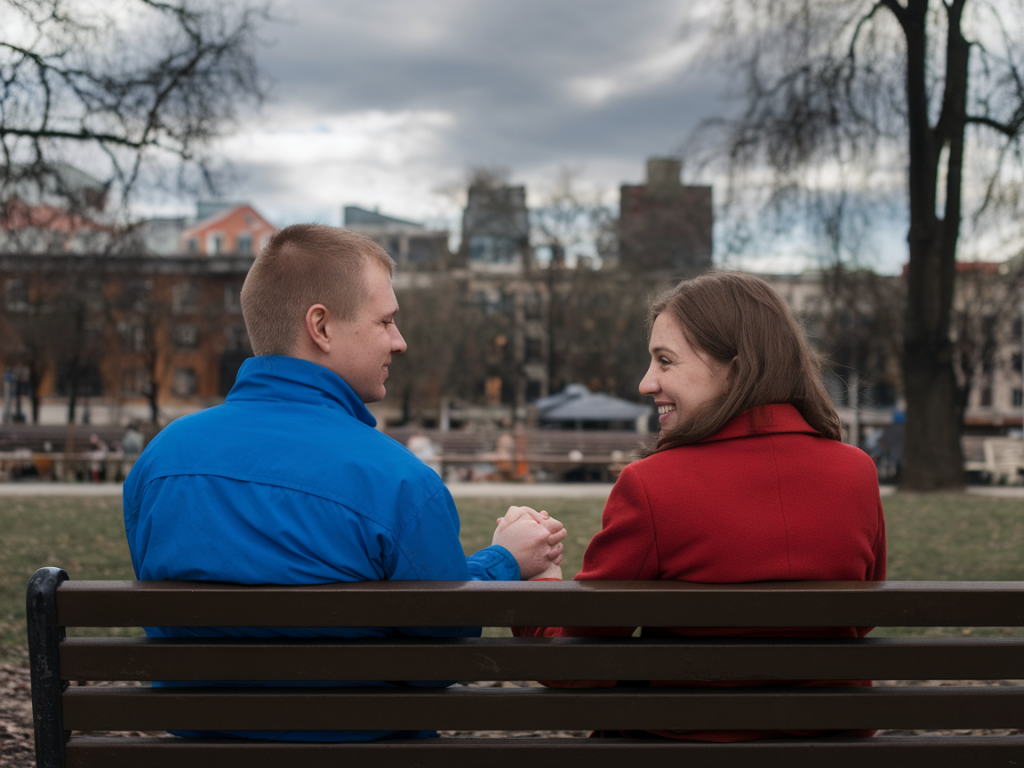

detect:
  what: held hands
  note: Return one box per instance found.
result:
[492,506,567,580]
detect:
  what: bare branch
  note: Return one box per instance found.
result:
[878,0,908,27]
[0,0,269,214]
[0,126,162,149]
[966,112,1024,137]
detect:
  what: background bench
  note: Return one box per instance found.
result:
[27,567,1024,767]
[385,427,653,481]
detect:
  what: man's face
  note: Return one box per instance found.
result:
[323,263,407,403]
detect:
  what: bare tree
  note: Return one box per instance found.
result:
[952,259,1024,414]
[0,0,268,220]
[0,256,63,421]
[0,255,109,422]
[816,266,905,414]
[530,167,615,269]
[545,267,662,402]
[108,274,172,425]
[702,0,1024,490]
[389,275,465,424]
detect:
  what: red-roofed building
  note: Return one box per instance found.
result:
[180,204,276,257]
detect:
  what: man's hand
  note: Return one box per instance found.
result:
[496,505,565,541]
[492,506,568,580]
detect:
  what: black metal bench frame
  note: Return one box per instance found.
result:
[27,566,1024,767]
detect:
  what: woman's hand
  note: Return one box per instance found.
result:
[529,561,563,580]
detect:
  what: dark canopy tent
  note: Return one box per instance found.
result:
[537,384,652,430]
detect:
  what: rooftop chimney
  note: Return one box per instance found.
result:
[646,157,682,193]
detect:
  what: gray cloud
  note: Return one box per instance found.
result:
[251,0,727,182]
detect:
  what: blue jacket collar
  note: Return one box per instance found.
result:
[227,355,377,428]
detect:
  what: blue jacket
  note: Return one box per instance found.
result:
[123,355,519,741]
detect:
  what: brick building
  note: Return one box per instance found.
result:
[180,204,276,257]
[343,206,450,270]
[617,157,712,274]
[1,253,254,425]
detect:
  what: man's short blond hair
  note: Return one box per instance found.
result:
[241,224,395,356]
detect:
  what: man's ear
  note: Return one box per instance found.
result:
[303,304,331,354]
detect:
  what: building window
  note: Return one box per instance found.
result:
[1013,353,1023,372]
[224,324,248,352]
[526,379,542,403]
[82,278,105,312]
[236,232,253,255]
[525,337,543,363]
[980,387,993,407]
[172,324,199,351]
[485,376,503,406]
[4,279,28,312]
[469,235,516,264]
[224,283,242,314]
[1014,388,1023,408]
[187,237,199,254]
[523,292,543,320]
[408,237,436,265]
[122,368,150,396]
[56,364,103,397]
[121,279,151,313]
[118,321,146,353]
[172,282,199,314]
[206,232,224,255]
[171,367,198,398]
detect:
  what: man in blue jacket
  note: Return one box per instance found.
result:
[123,224,565,742]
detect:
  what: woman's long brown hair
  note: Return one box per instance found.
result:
[649,271,842,452]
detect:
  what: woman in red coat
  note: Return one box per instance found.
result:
[511,271,886,742]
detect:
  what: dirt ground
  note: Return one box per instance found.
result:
[0,664,33,768]
[3,663,1021,767]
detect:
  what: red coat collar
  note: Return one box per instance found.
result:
[700,403,822,443]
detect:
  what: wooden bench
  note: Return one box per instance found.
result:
[27,566,1024,767]
[386,427,654,481]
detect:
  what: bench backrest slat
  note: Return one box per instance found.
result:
[58,735,1024,768]
[54,580,1024,627]
[59,686,1024,732]
[59,636,1024,682]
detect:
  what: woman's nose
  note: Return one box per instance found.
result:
[638,368,657,395]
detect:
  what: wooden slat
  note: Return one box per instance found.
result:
[53,580,1024,628]
[61,685,1024,732]
[64,735,1024,768]
[59,636,1024,682]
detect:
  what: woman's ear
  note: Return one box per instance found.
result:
[725,355,739,385]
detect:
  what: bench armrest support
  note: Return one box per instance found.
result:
[28,566,70,768]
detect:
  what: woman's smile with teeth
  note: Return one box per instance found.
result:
[658,405,675,415]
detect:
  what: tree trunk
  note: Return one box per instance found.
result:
[66,366,79,424]
[29,361,41,424]
[898,0,967,490]
[146,371,160,424]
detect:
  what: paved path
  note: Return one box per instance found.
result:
[0,483,125,496]
[446,482,615,499]
[0,481,617,499]
[1,481,1022,499]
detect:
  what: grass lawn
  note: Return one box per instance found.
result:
[2,490,1024,659]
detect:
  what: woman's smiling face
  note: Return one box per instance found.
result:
[639,313,731,431]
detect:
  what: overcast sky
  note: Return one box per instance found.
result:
[146,0,912,272]
[192,4,727,225]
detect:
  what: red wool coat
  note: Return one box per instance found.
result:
[514,403,887,742]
